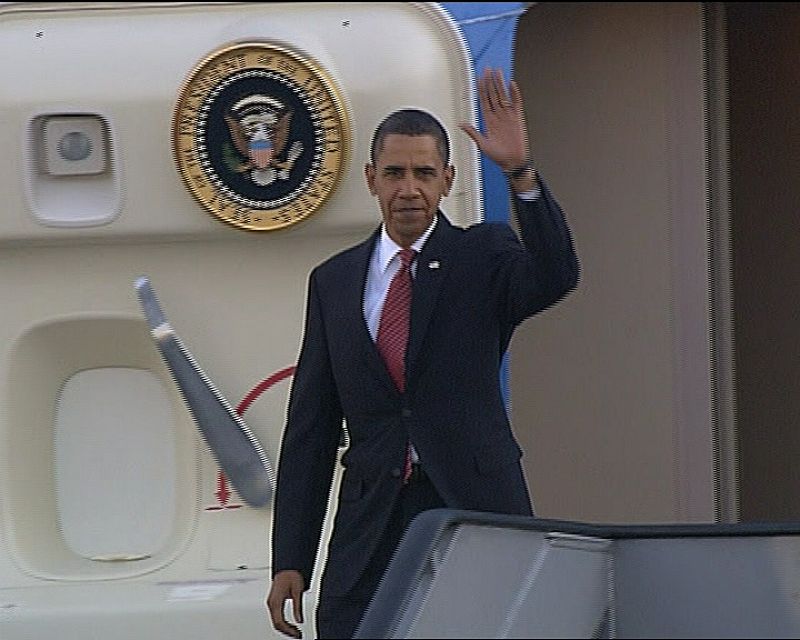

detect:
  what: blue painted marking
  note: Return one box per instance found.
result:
[440,2,528,407]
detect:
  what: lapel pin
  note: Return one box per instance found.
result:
[428,260,440,270]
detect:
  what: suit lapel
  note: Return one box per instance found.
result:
[406,212,457,374]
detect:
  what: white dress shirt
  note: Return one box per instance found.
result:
[363,216,438,340]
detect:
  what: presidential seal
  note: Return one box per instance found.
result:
[173,43,349,231]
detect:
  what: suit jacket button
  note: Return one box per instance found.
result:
[401,408,412,418]
[391,468,402,478]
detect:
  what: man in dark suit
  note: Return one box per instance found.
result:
[267,68,579,639]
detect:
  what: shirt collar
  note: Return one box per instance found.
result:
[377,215,438,273]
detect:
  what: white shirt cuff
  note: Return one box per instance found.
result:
[516,187,542,201]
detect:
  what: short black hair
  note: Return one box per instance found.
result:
[370,109,450,165]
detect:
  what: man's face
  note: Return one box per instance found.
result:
[365,134,454,248]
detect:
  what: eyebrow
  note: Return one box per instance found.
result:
[382,164,438,171]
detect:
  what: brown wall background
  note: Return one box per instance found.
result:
[509,3,715,523]
[509,2,800,524]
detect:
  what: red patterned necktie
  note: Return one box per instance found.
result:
[377,248,415,391]
[377,248,415,482]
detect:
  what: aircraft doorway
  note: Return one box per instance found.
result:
[510,2,800,525]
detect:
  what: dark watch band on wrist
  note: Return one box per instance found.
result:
[504,162,533,179]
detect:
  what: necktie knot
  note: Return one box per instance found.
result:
[398,248,416,271]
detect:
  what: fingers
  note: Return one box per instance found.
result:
[458,122,483,148]
[481,68,497,112]
[267,573,304,639]
[510,80,523,112]
[477,68,493,117]
[479,68,513,114]
[292,581,305,625]
[267,595,301,638]
[267,593,301,638]
[493,69,511,109]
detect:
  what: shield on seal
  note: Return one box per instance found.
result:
[249,137,274,170]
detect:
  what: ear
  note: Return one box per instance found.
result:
[365,163,377,196]
[442,164,455,196]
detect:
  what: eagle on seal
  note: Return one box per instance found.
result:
[223,94,303,186]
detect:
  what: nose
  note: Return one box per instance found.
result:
[398,174,419,197]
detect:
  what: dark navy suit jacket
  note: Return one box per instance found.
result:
[272,180,579,597]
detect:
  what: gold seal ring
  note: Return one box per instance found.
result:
[173,42,349,231]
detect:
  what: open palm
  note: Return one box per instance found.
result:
[460,68,530,172]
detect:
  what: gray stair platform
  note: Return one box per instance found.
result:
[356,510,800,638]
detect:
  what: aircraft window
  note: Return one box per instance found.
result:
[55,368,177,560]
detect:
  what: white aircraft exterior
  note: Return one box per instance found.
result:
[0,3,489,637]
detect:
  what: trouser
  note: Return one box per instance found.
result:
[315,466,445,639]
